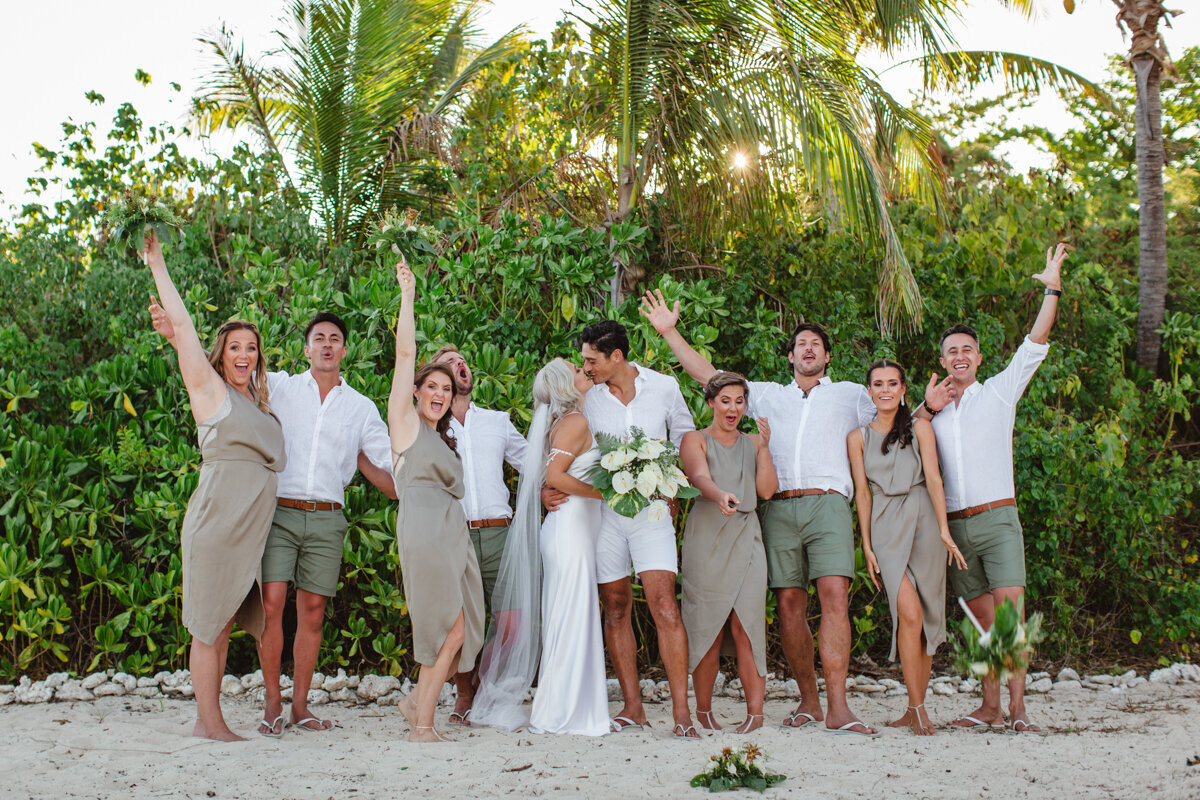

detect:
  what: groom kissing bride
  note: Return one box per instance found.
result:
[472,319,698,738]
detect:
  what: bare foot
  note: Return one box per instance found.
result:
[781,703,823,728]
[945,705,1004,729]
[397,694,417,728]
[734,714,764,734]
[408,726,449,743]
[696,710,722,731]
[904,705,935,736]
[193,721,247,742]
[825,712,878,735]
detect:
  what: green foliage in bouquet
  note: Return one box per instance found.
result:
[691,744,786,793]
[101,186,186,252]
[587,427,699,519]
[953,598,1044,682]
[366,208,441,265]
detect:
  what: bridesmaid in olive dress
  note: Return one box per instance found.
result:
[847,360,967,735]
[679,372,777,734]
[145,231,286,742]
[388,260,484,744]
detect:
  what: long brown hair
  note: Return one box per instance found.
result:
[414,361,458,454]
[208,320,270,413]
[866,359,912,454]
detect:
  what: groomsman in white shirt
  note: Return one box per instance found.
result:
[257,313,397,736]
[919,242,1069,734]
[577,320,699,738]
[642,293,878,735]
[431,345,528,725]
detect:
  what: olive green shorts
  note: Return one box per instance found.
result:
[947,505,1026,601]
[471,523,510,608]
[260,506,348,598]
[758,493,855,589]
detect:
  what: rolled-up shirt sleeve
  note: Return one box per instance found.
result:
[360,403,393,472]
[665,383,696,446]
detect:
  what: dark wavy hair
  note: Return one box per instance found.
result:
[413,361,459,454]
[939,323,979,351]
[866,359,912,454]
[207,320,270,413]
[579,320,630,359]
[784,322,831,357]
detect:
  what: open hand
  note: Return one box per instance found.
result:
[1032,242,1069,291]
[148,295,175,341]
[863,548,882,591]
[942,530,968,570]
[924,372,955,412]
[638,288,680,335]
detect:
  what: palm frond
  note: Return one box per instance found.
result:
[910,50,1115,109]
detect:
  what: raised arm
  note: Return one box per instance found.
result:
[142,231,226,424]
[639,289,718,386]
[847,428,881,591]
[1028,242,1068,345]
[387,261,420,455]
[913,420,967,571]
[544,414,602,500]
[751,418,778,500]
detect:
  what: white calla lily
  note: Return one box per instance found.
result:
[612,470,635,494]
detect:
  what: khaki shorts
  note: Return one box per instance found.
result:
[947,505,1026,601]
[470,523,510,608]
[758,493,854,589]
[261,506,348,598]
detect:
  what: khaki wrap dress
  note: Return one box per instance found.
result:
[181,387,286,647]
[681,432,768,676]
[392,423,484,670]
[860,426,948,661]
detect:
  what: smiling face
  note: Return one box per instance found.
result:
[414,367,454,425]
[580,342,619,385]
[866,365,906,413]
[788,330,831,380]
[940,333,983,386]
[304,321,346,375]
[434,350,474,395]
[221,329,260,390]
[708,385,747,432]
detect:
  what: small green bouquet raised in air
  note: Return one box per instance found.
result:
[953,597,1044,682]
[102,185,187,252]
[587,426,699,521]
[691,744,786,793]
[366,208,442,264]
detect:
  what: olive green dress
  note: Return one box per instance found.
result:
[681,432,767,676]
[392,422,484,670]
[861,426,947,661]
[182,388,286,647]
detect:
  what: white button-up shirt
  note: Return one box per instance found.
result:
[584,363,695,447]
[448,404,527,520]
[931,336,1050,512]
[268,371,392,505]
[747,377,876,497]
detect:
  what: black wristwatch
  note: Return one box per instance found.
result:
[1044,288,1062,297]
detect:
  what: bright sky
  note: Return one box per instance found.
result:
[1,1,1196,219]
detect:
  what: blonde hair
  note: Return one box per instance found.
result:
[533,358,583,428]
[207,320,270,413]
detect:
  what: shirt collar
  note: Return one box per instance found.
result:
[302,370,344,392]
[791,375,832,393]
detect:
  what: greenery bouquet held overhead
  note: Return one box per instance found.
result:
[102,185,186,254]
[367,208,442,267]
[953,597,1044,682]
[588,427,699,521]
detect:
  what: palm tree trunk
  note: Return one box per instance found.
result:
[1132,54,1167,374]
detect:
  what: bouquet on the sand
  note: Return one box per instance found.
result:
[690,744,786,793]
[953,597,1044,682]
[586,427,699,521]
[102,186,187,252]
[366,208,442,264]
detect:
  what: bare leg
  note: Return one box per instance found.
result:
[191,618,244,742]
[729,612,765,734]
[408,611,466,743]
[816,575,875,732]
[290,589,332,730]
[599,578,646,727]
[994,586,1039,732]
[691,628,724,731]
[948,592,1005,727]
[889,576,933,735]
[640,570,695,734]
[257,581,288,736]
[775,587,823,725]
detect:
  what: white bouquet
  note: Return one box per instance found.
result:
[587,427,699,520]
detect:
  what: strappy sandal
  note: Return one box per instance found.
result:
[907,704,935,736]
[696,710,721,731]
[447,709,472,726]
[734,714,764,734]
[410,725,450,743]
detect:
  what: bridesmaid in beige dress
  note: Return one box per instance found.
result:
[679,372,777,734]
[145,232,286,742]
[388,260,484,743]
[847,360,967,735]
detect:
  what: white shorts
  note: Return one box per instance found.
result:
[595,506,678,584]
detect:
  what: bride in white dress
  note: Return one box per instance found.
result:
[472,358,609,736]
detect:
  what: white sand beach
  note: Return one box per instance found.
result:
[2,679,1198,800]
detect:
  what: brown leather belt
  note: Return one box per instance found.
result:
[468,517,511,530]
[947,498,1015,521]
[771,488,843,502]
[278,498,343,512]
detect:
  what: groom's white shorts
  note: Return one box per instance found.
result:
[595,506,678,584]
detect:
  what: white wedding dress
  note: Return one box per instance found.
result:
[528,443,610,736]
